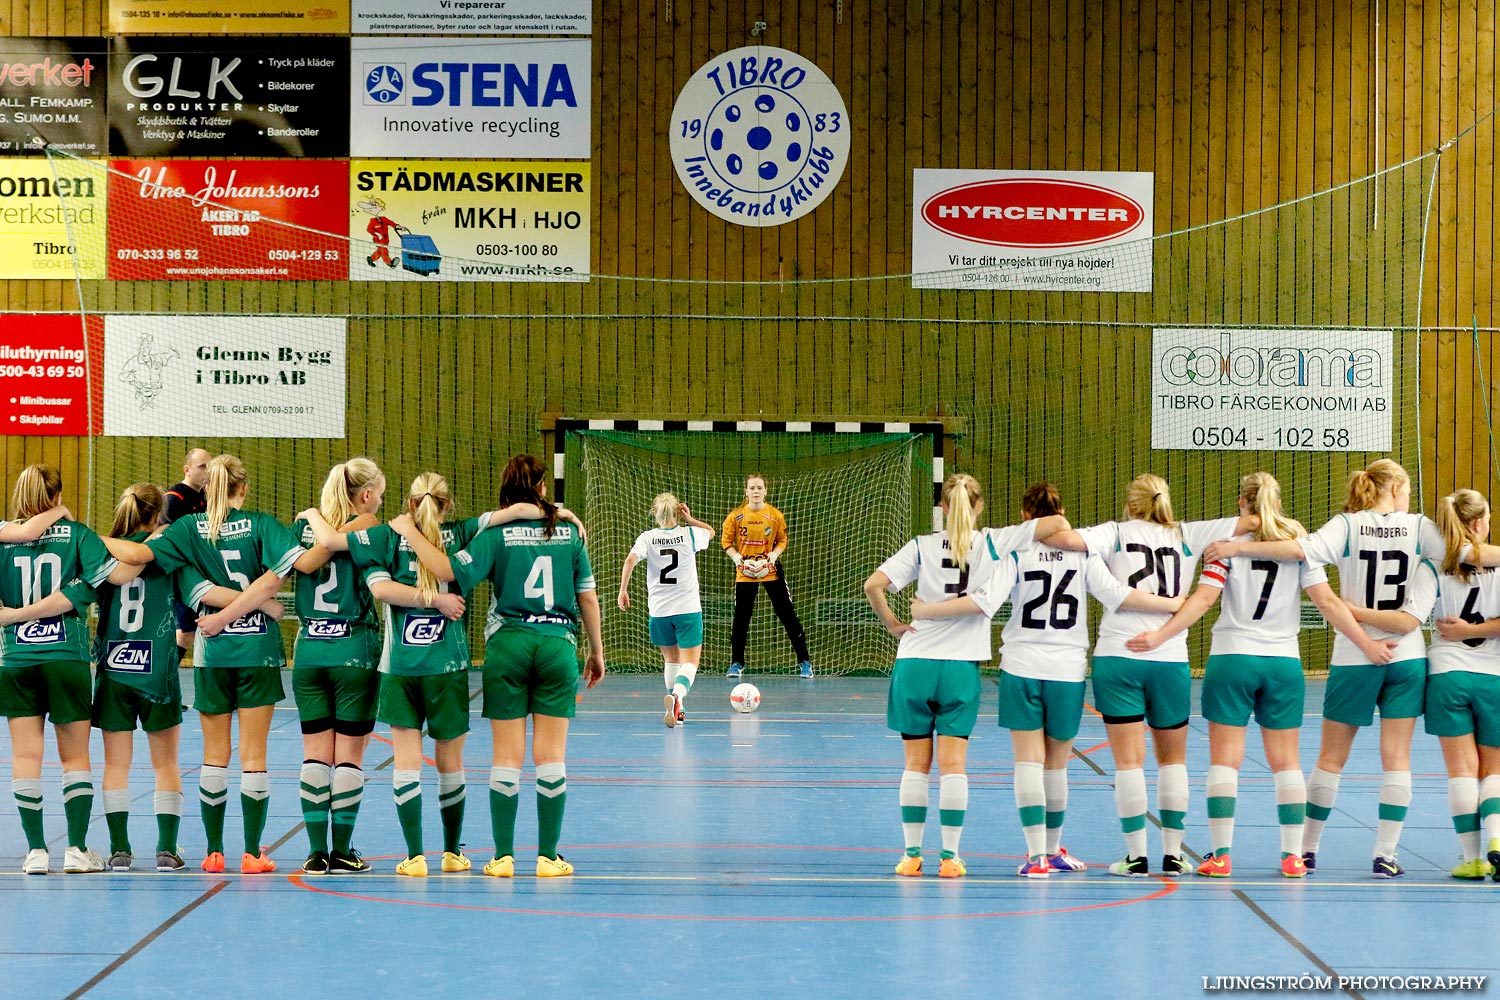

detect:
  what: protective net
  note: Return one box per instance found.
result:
[32,136,1464,673]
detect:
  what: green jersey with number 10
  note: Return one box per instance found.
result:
[0,520,117,667]
[451,519,596,642]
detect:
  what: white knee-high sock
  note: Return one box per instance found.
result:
[1115,768,1148,859]
[938,774,968,858]
[1373,770,1412,860]
[1205,764,1238,857]
[673,662,698,699]
[1481,775,1500,849]
[1043,767,1069,854]
[1273,770,1307,857]
[899,771,927,856]
[1013,761,1047,860]
[1448,776,1481,862]
[1303,767,1341,853]
[1158,763,1189,858]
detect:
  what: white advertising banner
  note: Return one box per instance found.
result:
[103,316,345,438]
[912,169,1153,291]
[352,0,590,34]
[350,38,591,159]
[1151,328,1393,452]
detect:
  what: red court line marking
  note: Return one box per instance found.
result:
[371,733,435,768]
[1079,702,1110,754]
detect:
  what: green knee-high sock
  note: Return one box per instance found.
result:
[438,771,465,856]
[489,766,521,859]
[155,790,182,854]
[198,765,229,854]
[240,771,270,854]
[103,788,131,854]
[330,764,365,854]
[393,770,424,858]
[535,762,567,859]
[300,760,332,855]
[12,778,45,850]
[61,771,93,849]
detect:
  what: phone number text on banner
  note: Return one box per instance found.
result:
[350,160,588,282]
[1151,328,1393,452]
[0,315,102,436]
[109,160,349,280]
[102,316,345,438]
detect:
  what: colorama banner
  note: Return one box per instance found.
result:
[0,158,106,278]
[350,161,587,282]
[0,315,102,436]
[108,160,349,280]
[103,316,345,438]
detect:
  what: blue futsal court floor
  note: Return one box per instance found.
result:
[3,673,1499,1000]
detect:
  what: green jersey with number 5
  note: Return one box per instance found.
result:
[0,520,117,667]
[93,531,181,703]
[290,519,381,670]
[149,510,302,669]
[451,519,595,641]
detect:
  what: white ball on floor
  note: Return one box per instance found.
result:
[729,682,761,713]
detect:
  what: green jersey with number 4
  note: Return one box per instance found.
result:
[93,531,181,703]
[348,518,485,677]
[451,519,596,642]
[150,510,302,669]
[0,520,117,667]
[290,519,380,670]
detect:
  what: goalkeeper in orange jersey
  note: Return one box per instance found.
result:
[722,474,813,679]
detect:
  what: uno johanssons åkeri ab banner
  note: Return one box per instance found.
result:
[0,315,102,436]
[109,0,349,35]
[0,39,107,156]
[350,161,587,281]
[108,160,349,280]
[110,37,349,157]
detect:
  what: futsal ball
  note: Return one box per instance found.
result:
[730,682,761,713]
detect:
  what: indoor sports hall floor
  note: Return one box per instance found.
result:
[3,673,1498,1000]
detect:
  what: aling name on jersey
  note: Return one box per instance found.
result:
[105,640,153,673]
[15,617,64,644]
[402,614,446,646]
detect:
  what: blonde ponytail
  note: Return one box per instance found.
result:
[204,454,247,543]
[652,492,681,529]
[1437,489,1489,583]
[1125,473,1177,530]
[110,483,164,538]
[11,464,62,519]
[408,471,451,606]
[320,457,384,526]
[1242,472,1305,542]
[1343,458,1408,513]
[941,473,983,571]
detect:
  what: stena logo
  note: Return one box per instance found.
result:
[408,63,578,108]
[106,640,153,673]
[364,64,405,105]
[670,46,850,227]
[402,614,445,646]
[15,617,64,644]
[920,179,1146,248]
[221,614,267,636]
[306,619,351,639]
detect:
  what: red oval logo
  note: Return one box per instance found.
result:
[920,178,1146,248]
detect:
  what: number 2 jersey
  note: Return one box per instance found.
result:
[291,518,381,670]
[969,544,1137,683]
[875,521,1037,662]
[93,530,182,703]
[629,524,711,617]
[0,519,118,667]
[1197,533,1327,660]
[451,519,596,643]
[1077,517,1239,661]
[1299,511,1442,665]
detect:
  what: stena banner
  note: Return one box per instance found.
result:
[350,39,590,160]
[1151,328,1392,452]
[912,169,1153,291]
[102,315,345,438]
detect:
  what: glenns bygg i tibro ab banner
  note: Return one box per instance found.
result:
[350,161,587,282]
[109,160,349,280]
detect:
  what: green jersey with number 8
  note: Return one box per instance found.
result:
[149,510,302,669]
[0,520,117,667]
[451,519,595,641]
[93,530,180,702]
[291,518,380,670]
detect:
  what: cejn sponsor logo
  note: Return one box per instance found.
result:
[402,614,446,646]
[221,613,267,636]
[1159,332,1385,389]
[306,619,352,639]
[670,46,849,227]
[920,178,1145,248]
[362,61,577,109]
[106,639,153,672]
[15,617,64,644]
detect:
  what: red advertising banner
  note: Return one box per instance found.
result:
[0,314,103,436]
[107,159,349,280]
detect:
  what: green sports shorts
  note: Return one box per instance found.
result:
[886,657,981,738]
[1423,671,1500,746]
[377,671,471,742]
[0,660,92,724]
[293,666,379,726]
[648,612,704,649]
[996,671,1086,741]
[1321,658,1425,727]
[1090,656,1191,729]
[1201,654,1305,730]
[93,671,183,733]
[192,666,285,716]
[481,629,581,720]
